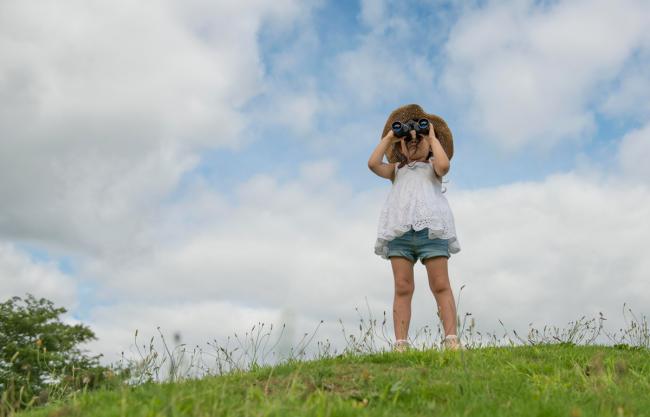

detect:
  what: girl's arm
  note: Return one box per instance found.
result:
[368,131,399,180]
[427,128,450,177]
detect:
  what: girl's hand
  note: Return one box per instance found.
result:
[382,129,401,144]
[427,120,439,142]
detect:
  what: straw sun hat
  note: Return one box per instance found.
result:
[381,104,454,164]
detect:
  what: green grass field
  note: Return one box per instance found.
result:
[17,344,650,417]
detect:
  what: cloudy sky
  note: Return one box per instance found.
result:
[2,0,650,365]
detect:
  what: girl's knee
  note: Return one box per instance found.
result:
[395,280,415,296]
[430,284,451,295]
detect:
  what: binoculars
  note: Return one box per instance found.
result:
[391,119,430,138]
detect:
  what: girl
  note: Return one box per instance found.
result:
[367,104,462,352]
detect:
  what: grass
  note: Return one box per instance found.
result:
[6,291,650,416]
[16,344,650,417]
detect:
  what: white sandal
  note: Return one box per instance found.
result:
[442,335,463,351]
[393,339,411,352]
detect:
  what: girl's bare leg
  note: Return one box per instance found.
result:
[390,256,415,341]
[423,256,457,337]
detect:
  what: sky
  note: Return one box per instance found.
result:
[1,0,650,365]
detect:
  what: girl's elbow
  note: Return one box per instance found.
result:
[437,163,450,177]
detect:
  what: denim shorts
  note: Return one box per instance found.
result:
[387,228,450,264]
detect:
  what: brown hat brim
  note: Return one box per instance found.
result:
[381,104,454,163]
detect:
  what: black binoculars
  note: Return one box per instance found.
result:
[391,119,430,138]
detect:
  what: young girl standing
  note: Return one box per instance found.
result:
[367,104,462,352]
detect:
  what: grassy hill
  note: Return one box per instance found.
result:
[17,343,650,417]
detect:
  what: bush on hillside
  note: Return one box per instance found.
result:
[0,293,113,410]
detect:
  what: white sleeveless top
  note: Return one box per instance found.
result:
[374,160,461,259]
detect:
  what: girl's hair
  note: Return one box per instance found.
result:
[392,139,433,169]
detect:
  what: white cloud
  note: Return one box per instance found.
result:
[79,159,381,322]
[298,158,339,185]
[442,0,650,152]
[617,122,650,183]
[452,170,650,331]
[0,0,311,255]
[599,48,650,122]
[81,300,285,365]
[254,86,325,136]
[327,0,440,108]
[0,242,77,308]
[335,42,436,107]
[358,0,387,29]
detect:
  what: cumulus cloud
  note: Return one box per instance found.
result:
[79,159,382,320]
[335,42,436,108]
[0,0,311,255]
[452,170,650,330]
[617,121,650,183]
[599,48,650,122]
[81,300,285,365]
[0,242,77,307]
[253,86,325,137]
[331,0,441,109]
[441,0,650,152]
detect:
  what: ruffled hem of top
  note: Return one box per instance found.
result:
[374,225,461,260]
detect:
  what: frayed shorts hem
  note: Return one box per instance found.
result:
[385,227,450,264]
